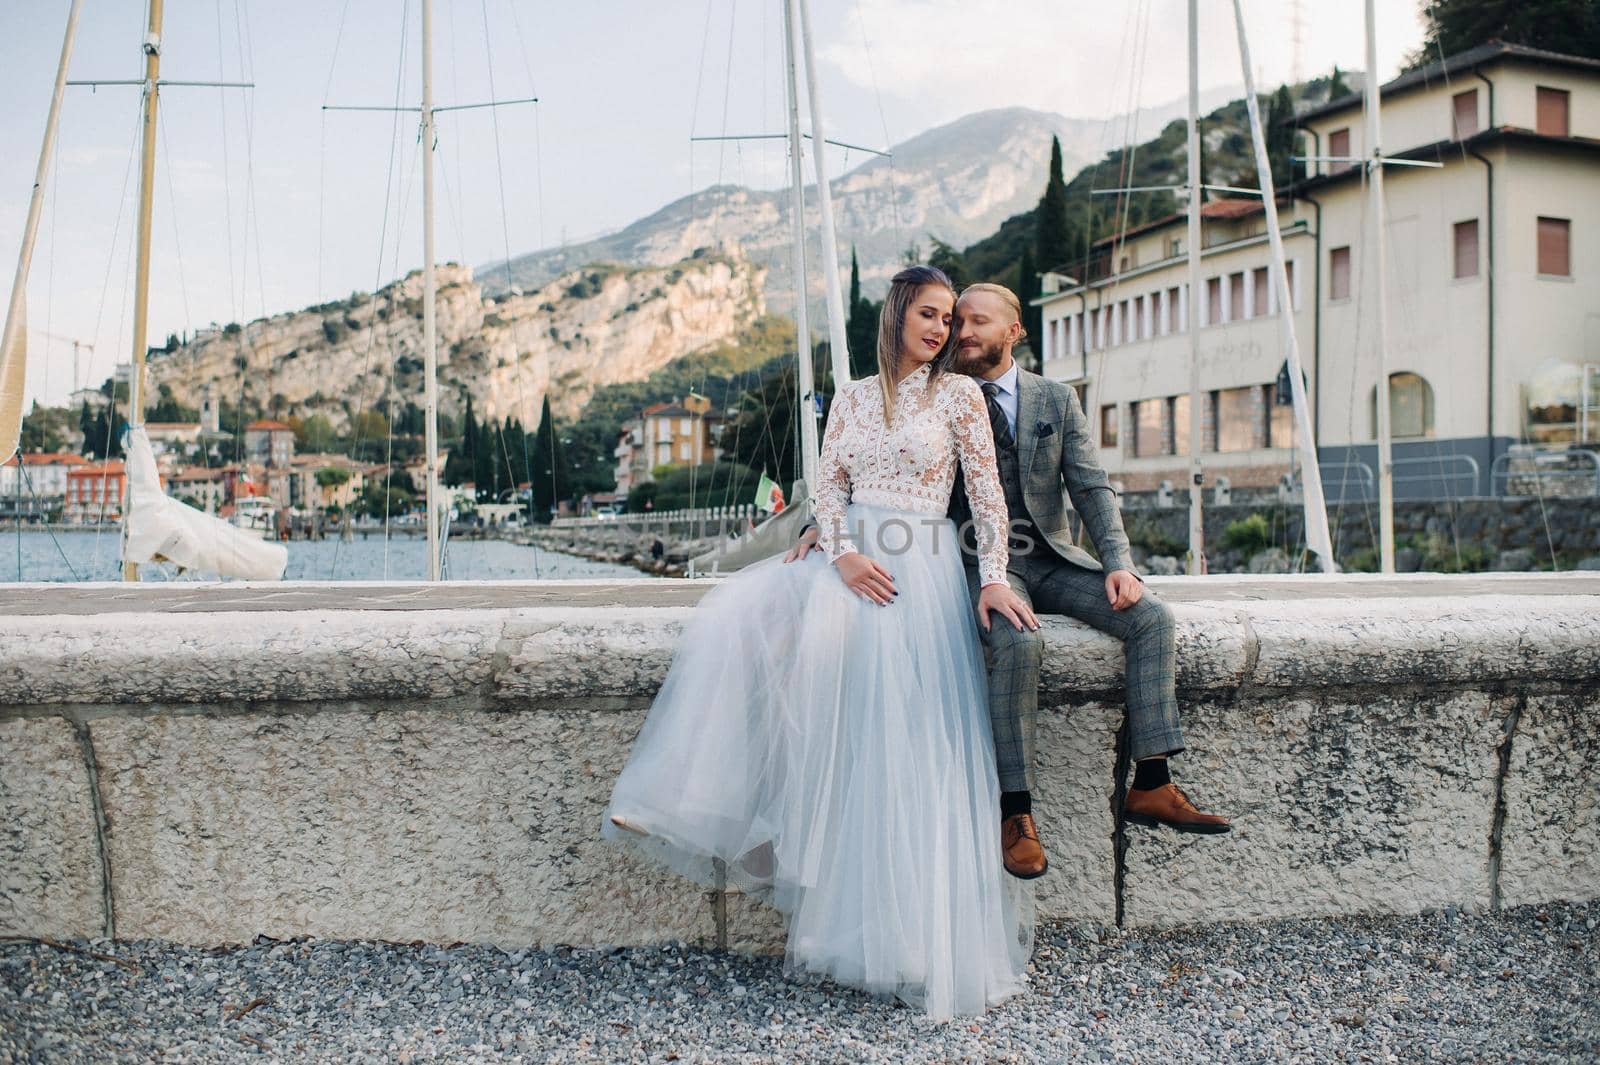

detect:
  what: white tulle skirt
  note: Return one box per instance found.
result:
[600,502,1035,1019]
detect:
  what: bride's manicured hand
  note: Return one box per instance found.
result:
[834,551,898,605]
[784,524,820,563]
[977,582,1039,633]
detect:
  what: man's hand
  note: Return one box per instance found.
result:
[977,582,1039,633]
[1105,569,1142,611]
[835,551,898,605]
[784,524,820,563]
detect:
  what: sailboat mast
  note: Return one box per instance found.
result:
[795,0,851,388]
[782,0,819,494]
[1184,0,1205,575]
[421,0,442,580]
[1,0,85,465]
[1229,0,1335,572]
[1364,0,1396,573]
[122,0,165,582]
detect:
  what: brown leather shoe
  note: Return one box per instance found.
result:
[1002,813,1048,879]
[1124,783,1231,834]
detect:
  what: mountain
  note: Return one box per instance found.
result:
[480,91,1240,310]
[146,251,765,433]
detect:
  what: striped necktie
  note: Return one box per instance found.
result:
[980,381,1015,452]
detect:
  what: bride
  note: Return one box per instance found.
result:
[601,265,1036,1019]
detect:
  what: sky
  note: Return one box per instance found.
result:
[0,0,1426,412]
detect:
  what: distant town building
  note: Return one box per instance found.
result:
[64,461,126,524]
[0,451,89,520]
[243,419,295,468]
[613,397,724,495]
[164,465,227,514]
[68,387,110,412]
[144,422,203,456]
[1035,41,1600,500]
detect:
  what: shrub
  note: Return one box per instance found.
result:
[1222,512,1273,556]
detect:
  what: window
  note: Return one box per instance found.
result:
[1167,287,1181,333]
[1285,260,1297,310]
[1215,387,1258,452]
[1538,217,1571,277]
[1228,272,1245,321]
[1170,238,1183,257]
[1328,128,1351,173]
[1252,268,1269,317]
[1536,87,1570,137]
[1453,219,1479,279]
[1452,89,1479,139]
[1374,373,1435,439]
[1100,404,1119,448]
[1330,246,1352,300]
[1262,384,1294,447]
[1206,277,1222,325]
[1089,308,1101,350]
[1132,398,1165,457]
[1171,394,1192,456]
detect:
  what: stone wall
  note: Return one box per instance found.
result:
[2,575,1597,951]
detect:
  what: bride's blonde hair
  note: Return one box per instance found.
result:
[875,265,956,425]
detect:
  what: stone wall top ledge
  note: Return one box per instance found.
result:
[0,588,1595,709]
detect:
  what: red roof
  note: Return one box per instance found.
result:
[245,419,294,431]
[3,451,89,467]
[68,461,125,478]
[1093,197,1270,249]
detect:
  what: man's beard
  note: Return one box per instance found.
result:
[955,339,1005,375]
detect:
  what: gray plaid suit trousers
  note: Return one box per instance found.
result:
[965,554,1184,792]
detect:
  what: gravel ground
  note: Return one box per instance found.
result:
[2,901,1595,1064]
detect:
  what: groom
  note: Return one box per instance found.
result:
[790,282,1228,880]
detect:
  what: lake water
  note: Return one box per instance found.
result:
[1,529,650,583]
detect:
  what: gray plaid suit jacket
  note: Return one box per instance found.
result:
[951,367,1136,576]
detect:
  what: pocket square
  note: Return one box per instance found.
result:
[1035,421,1055,438]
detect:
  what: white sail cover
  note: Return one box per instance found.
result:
[123,425,287,580]
[690,483,813,574]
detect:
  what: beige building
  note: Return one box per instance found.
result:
[1036,42,1600,500]
[243,419,295,468]
[613,396,723,495]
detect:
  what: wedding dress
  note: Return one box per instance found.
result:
[600,362,1035,1018]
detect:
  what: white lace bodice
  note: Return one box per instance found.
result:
[814,364,1009,587]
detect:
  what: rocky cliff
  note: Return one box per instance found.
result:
[480,98,1240,310]
[147,251,765,430]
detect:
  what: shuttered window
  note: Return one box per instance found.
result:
[1328,128,1351,173]
[1206,277,1222,325]
[1537,217,1570,277]
[1453,219,1479,279]
[1452,90,1479,139]
[1536,87,1570,137]
[1252,267,1270,317]
[1330,246,1352,300]
[1228,272,1246,321]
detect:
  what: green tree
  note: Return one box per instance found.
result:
[529,395,568,521]
[1034,135,1072,272]
[295,414,337,453]
[19,402,71,453]
[444,393,478,487]
[356,477,413,519]
[845,248,880,379]
[927,237,970,289]
[1409,0,1600,65]
[1017,246,1041,372]
[1328,64,1350,98]
[1266,84,1298,188]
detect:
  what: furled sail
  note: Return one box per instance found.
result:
[122,426,287,580]
[0,305,23,464]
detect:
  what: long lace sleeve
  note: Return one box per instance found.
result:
[813,382,859,562]
[946,377,1009,587]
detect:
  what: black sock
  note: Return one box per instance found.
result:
[1000,790,1032,819]
[1132,758,1171,791]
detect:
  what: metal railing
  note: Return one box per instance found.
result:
[1491,448,1600,498]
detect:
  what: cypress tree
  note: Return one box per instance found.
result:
[1266,84,1298,188]
[1034,136,1072,273]
[1328,64,1350,98]
[1017,246,1041,372]
[845,247,879,378]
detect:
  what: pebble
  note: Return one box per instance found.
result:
[1,901,1595,1063]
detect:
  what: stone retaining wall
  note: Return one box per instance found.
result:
[2,576,1596,951]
